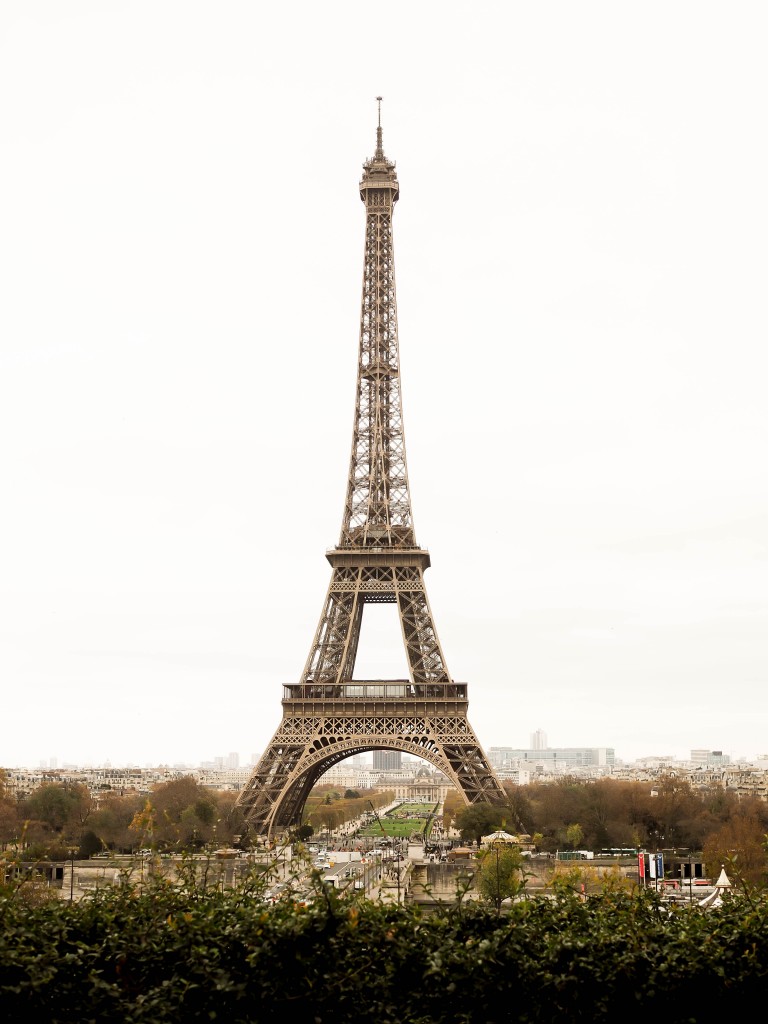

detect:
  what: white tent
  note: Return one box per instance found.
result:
[481,830,519,846]
[698,866,733,909]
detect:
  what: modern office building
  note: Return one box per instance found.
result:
[690,749,731,767]
[372,750,403,772]
[530,729,547,751]
[488,746,615,771]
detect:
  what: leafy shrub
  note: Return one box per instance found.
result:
[2,879,768,1021]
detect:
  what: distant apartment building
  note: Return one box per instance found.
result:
[197,767,252,791]
[686,766,768,801]
[3,767,178,800]
[495,766,536,785]
[311,764,374,789]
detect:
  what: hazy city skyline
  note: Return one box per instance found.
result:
[2,3,766,770]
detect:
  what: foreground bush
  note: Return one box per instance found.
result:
[2,881,768,1022]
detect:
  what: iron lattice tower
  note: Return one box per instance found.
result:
[237,106,505,838]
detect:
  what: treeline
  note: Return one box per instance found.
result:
[302,786,393,833]
[445,776,768,887]
[0,774,245,860]
[4,768,768,887]
[0,773,395,860]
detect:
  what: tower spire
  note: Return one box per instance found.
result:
[375,95,384,159]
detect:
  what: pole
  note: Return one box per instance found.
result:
[495,844,501,916]
[69,848,75,902]
[397,838,401,905]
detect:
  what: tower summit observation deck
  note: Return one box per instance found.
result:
[236,102,505,839]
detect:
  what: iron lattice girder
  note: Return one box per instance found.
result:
[237,701,506,836]
[236,119,505,839]
[342,203,411,545]
[302,561,449,686]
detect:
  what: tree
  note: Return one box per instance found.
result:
[0,800,19,850]
[525,780,588,853]
[78,830,103,858]
[475,845,525,912]
[703,814,768,889]
[501,783,534,834]
[128,800,157,850]
[0,771,19,850]
[90,793,144,852]
[20,783,92,842]
[441,789,464,834]
[455,804,508,847]
[565,823,584,850]
[313,804,344,833]
[143,777,220,850]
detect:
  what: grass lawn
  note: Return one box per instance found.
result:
[358,802,439,839]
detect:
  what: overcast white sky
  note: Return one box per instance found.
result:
[2,2,766,771]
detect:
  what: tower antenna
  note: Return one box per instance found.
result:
[375,96,384,158]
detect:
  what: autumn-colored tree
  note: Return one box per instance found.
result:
[644,775,707,850]
[312,804,344,834]
[142,777,221,850]
[525,780,587,852]
[302,787,392,835]
[90,793,144,852]
[520,777,748,856]
[128,799,157,850]
[702,813,768,889]
[0,800,19,850]
[441,789,464,834]
[212,790,245,847]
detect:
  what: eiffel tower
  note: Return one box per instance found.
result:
[237,102,505,839]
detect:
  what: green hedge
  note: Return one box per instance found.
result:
[2,883,768,1021]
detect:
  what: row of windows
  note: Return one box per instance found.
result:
[343,684,406,697]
